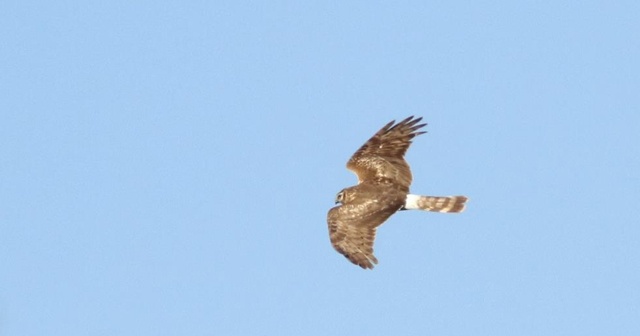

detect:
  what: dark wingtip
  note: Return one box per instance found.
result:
[403,116,428,137]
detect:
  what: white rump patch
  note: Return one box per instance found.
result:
[404,194,422,210]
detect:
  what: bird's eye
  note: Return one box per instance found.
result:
[335,191,345,203]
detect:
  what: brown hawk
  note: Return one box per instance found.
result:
[327,116,468,269]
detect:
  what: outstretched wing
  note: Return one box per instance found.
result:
[328,216,379,269]
[347,116,426,191]
[327,187,405,269]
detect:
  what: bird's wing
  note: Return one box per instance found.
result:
[346,116,426,191]
[327,190,404,269]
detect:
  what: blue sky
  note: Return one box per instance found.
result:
[2,1,639,335]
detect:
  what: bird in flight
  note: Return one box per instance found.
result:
[327,116,468,269]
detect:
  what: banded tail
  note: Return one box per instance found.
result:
[404,194,468,213]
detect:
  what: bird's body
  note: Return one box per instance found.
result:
[327,116,467,269]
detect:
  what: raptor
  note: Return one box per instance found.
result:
[327,116,468,269]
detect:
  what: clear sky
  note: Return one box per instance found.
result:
[2,1,639,335]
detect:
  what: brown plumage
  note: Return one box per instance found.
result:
[327,116,468,269]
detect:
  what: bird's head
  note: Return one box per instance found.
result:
[335,186,359,204]
[335,189,346,204]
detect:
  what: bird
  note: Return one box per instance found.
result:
[327,116,468,269]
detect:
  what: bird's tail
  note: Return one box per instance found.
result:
[403,194,468,213]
